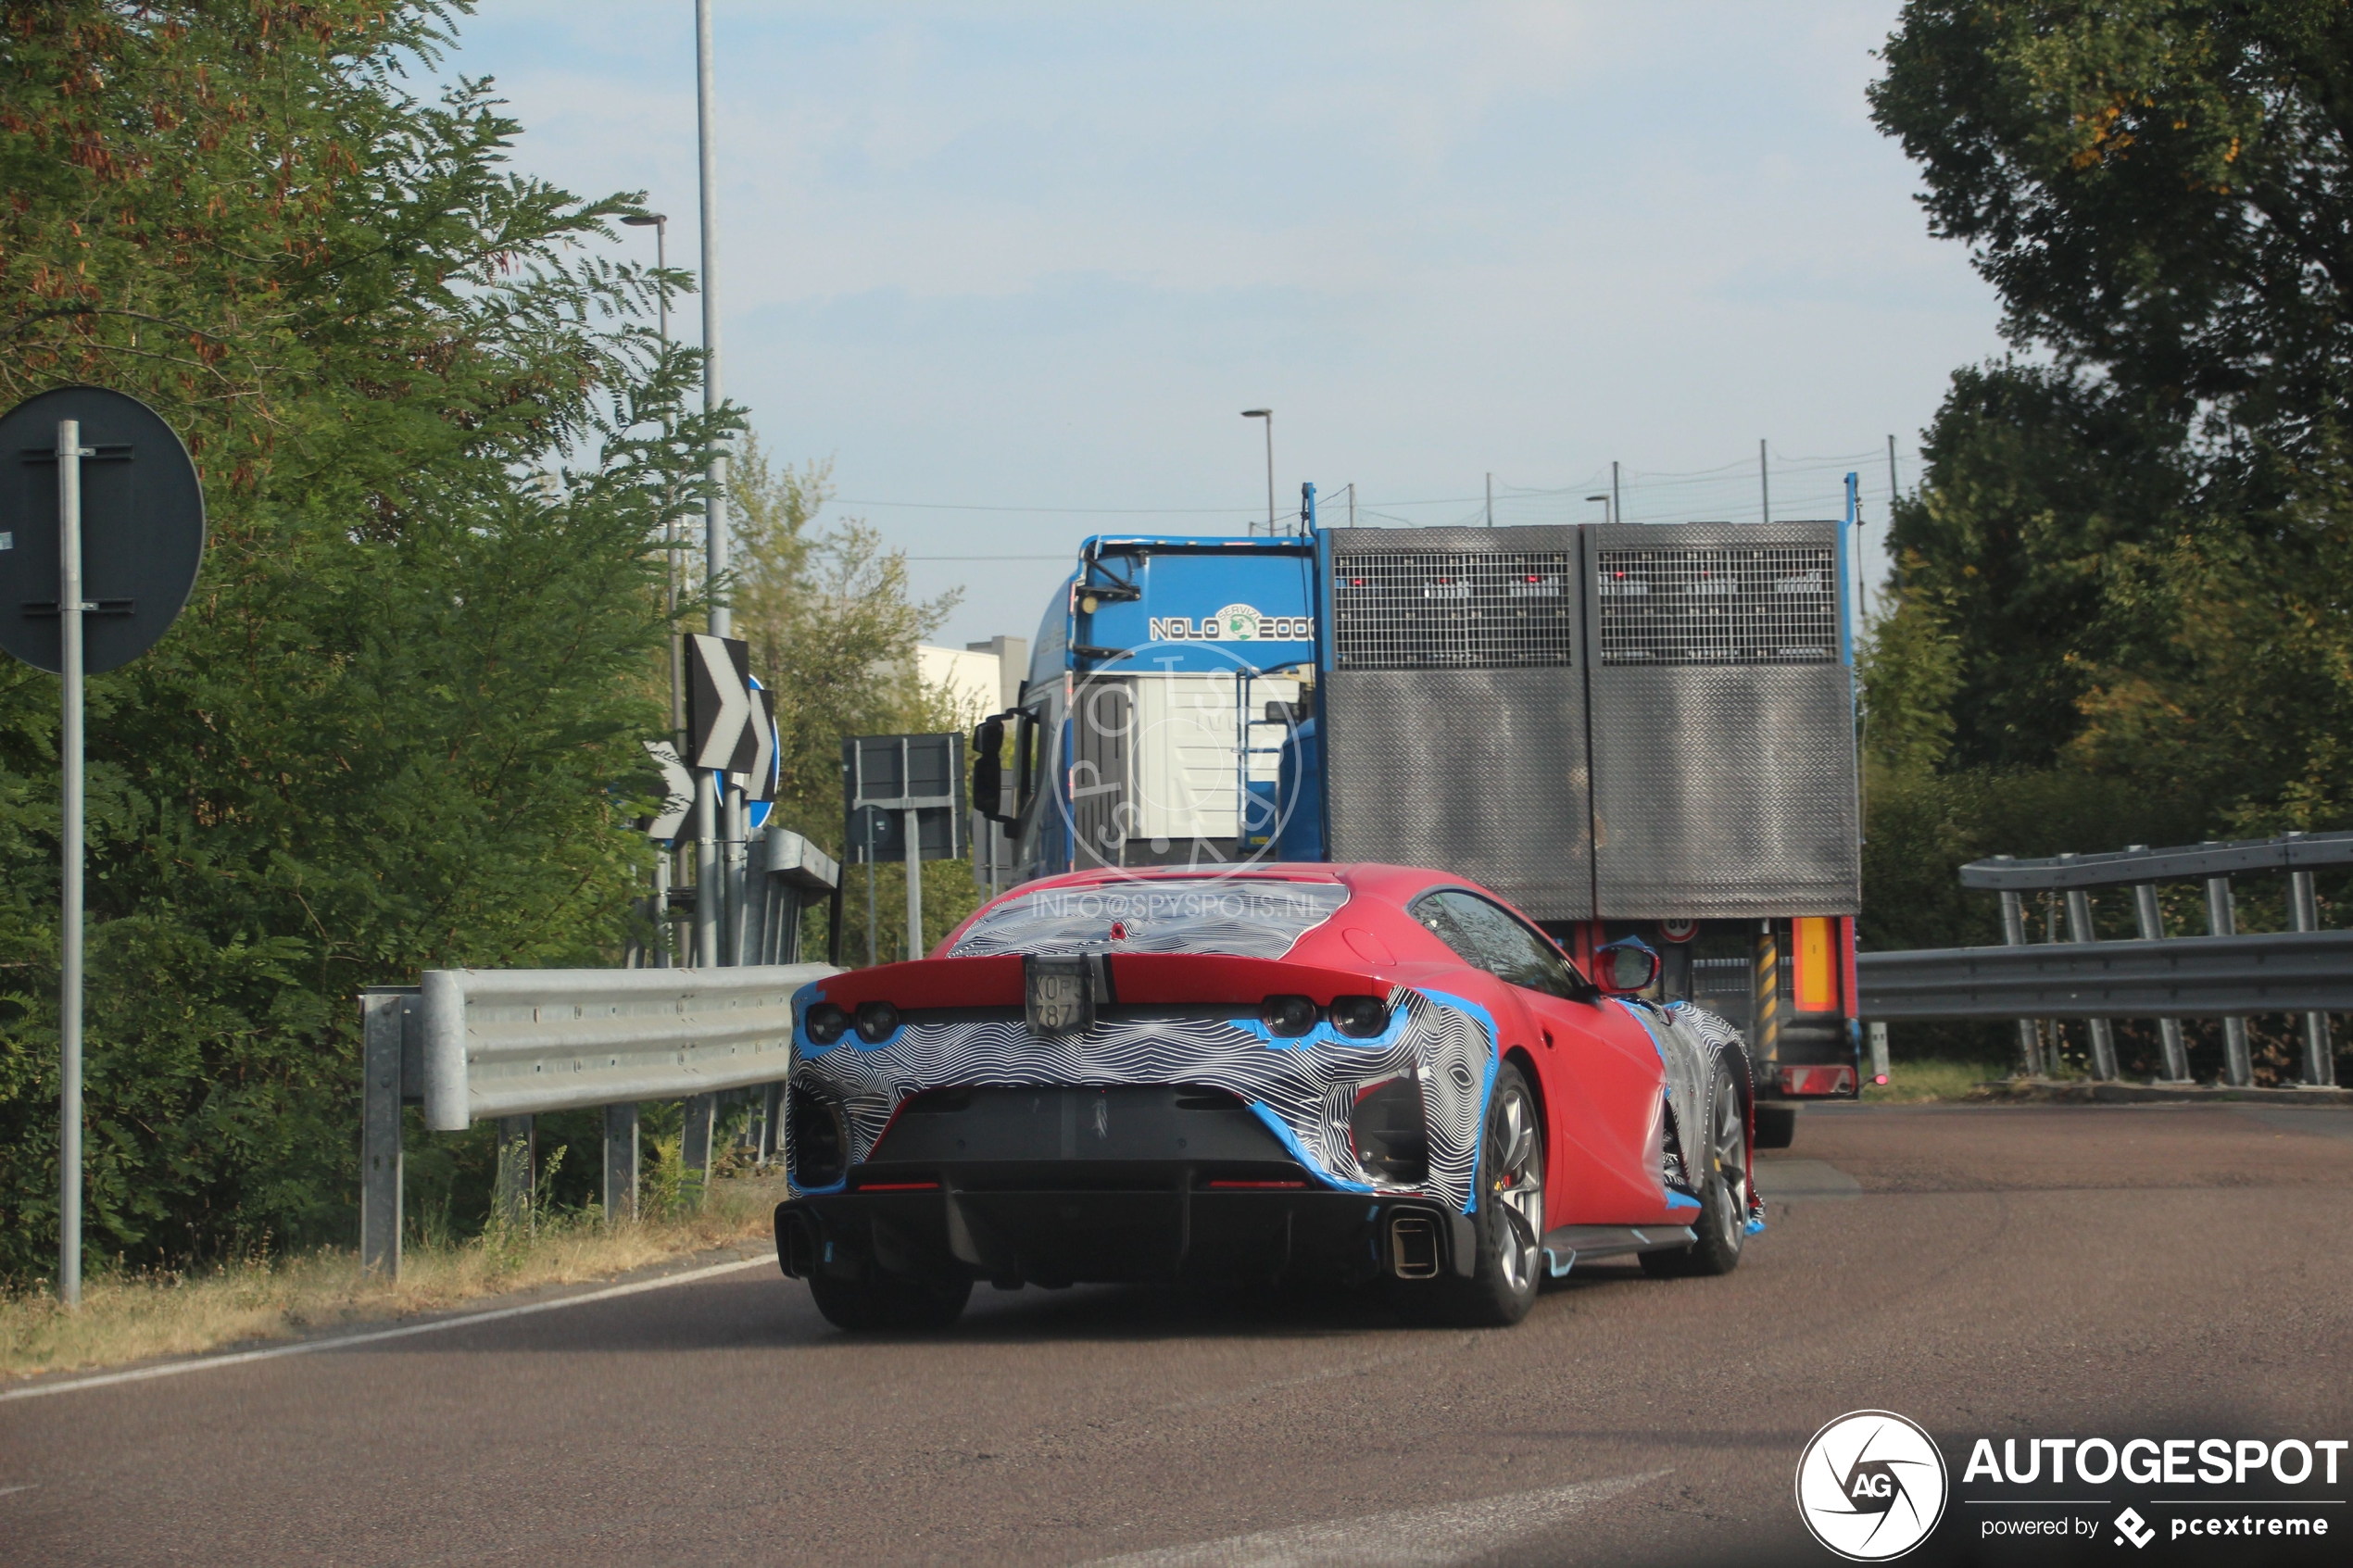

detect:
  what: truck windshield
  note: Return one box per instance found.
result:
[949,878,1349,960]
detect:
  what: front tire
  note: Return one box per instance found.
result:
[1389,1060,1545,1327]
[807,1271,973,1331]
[1642,1056,1748,1279]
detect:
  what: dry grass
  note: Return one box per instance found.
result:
[0,1173,790,1384]
[1863,1058,2016,1103]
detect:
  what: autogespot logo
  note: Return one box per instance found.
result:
[1796,1411,1950,1562]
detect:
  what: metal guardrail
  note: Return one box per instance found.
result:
[358,823,849,1281]
[418,963,837,1129]
[1926,830,2343,1089]
[359,962,837,1280]
[1958,831,2353,890]
[1857,931,2353,1021]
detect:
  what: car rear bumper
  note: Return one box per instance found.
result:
[776,1084,1472,1288]
[778,1181,1473,1289]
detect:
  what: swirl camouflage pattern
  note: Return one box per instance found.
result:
[946,881,1352,960]
[791,983,1495,1213]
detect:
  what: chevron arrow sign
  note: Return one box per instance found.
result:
[686,633,758,772]
[737,682,777,804]
[640,739,696,842]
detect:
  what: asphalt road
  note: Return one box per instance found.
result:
[5,1102,2351,1568]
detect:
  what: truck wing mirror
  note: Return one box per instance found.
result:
[971,715,1012,824]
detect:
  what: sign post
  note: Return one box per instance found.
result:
[843,734,966,963]
[57,419,85,1308]
[0,386,207,1306]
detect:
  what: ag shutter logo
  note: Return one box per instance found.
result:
[1796,1411,1949,1562]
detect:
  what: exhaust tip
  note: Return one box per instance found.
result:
[1389,1213,1440,1279]
[775,1209,817,1278]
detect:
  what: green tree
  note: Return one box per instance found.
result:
[0,2,720,1279]
[1871,0,2353,473]
[724,437,976,962]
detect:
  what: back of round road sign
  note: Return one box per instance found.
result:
[0,385,205,673]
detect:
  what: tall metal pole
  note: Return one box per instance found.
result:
[694,0,734,968]
[1485,472,1493,528]
[904,808,923,961]
[56,419,84,1307]
[1611,460,1620,528]
[1263,414,1275,535]
[1758,438,1770,526]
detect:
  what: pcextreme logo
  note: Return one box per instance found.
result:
[1795,1410,1950,1562]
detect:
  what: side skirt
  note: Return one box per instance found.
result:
[1539,1223,1698,1278]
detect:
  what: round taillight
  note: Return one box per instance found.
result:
[1261,994,1317,1037]
[803,1002,849,1045]
[854,1000,900,1043]
[1328,995,1390,1038]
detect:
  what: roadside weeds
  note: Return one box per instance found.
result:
[0,1173,788,1383]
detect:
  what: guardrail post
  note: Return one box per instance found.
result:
[682,1093,715,1206]
[2204,869,2253,1085]
[1995,874,2045,1076]
[759,1082,783,1165]
[2060,877,2120,1081]
[495,1115,535,1230]
[360,991,405,1279]
[2127,859,2192,1083]
[2288,867,2336,1085]
[603,1102,638,1223]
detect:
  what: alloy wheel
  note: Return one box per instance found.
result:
[1491,1085,1544,1293]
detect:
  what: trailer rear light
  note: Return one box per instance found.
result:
[854,1000,901,1043]
[1780,1064,1856,1096]
[804,1002,849,1045]
[1348,1073,1428,1183]
[1261,994,1318,1037]
[1327,995,1390,1038]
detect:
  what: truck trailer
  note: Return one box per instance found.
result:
[973,495,1866,1136]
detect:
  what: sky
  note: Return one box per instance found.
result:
[442,1,2007,647]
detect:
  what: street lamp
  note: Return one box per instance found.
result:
[1241,408,1273,535]
[625,209,680,969]
[621,211,669,346]
[1586,493,1611,525]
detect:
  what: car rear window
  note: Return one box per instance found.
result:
[948,878,1350,960]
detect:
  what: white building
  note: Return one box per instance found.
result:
[914,635,1028,721]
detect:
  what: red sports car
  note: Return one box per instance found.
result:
[774,863,1761,1330]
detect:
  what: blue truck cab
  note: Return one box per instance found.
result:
[986,535,1319,882]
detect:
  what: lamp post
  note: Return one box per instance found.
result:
[1241,408,1273,535]
[695,0,733,969]
[1586,493,1611,525]
[625,211,679,972]
[622,213,680,747]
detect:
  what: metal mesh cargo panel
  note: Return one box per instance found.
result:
[1596,544,1838,664]
[1321,665,1592,921]
[1583,522,1858,918]
[1320,527,1592,920]
[1332,548,1578,670]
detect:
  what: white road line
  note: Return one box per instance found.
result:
[0,1255,772,1405]
[1082,1469,1672,1568]
[0,1485,36,1497]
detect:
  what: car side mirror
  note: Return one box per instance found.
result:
[971,716,1010,824]
[1592,937,1660,997]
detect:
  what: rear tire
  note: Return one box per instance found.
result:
[807,1271,973,1331]
[1753,1103,1796,1150]
[1641,1057,1748,1279]
[1387,1061,1545,1327]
